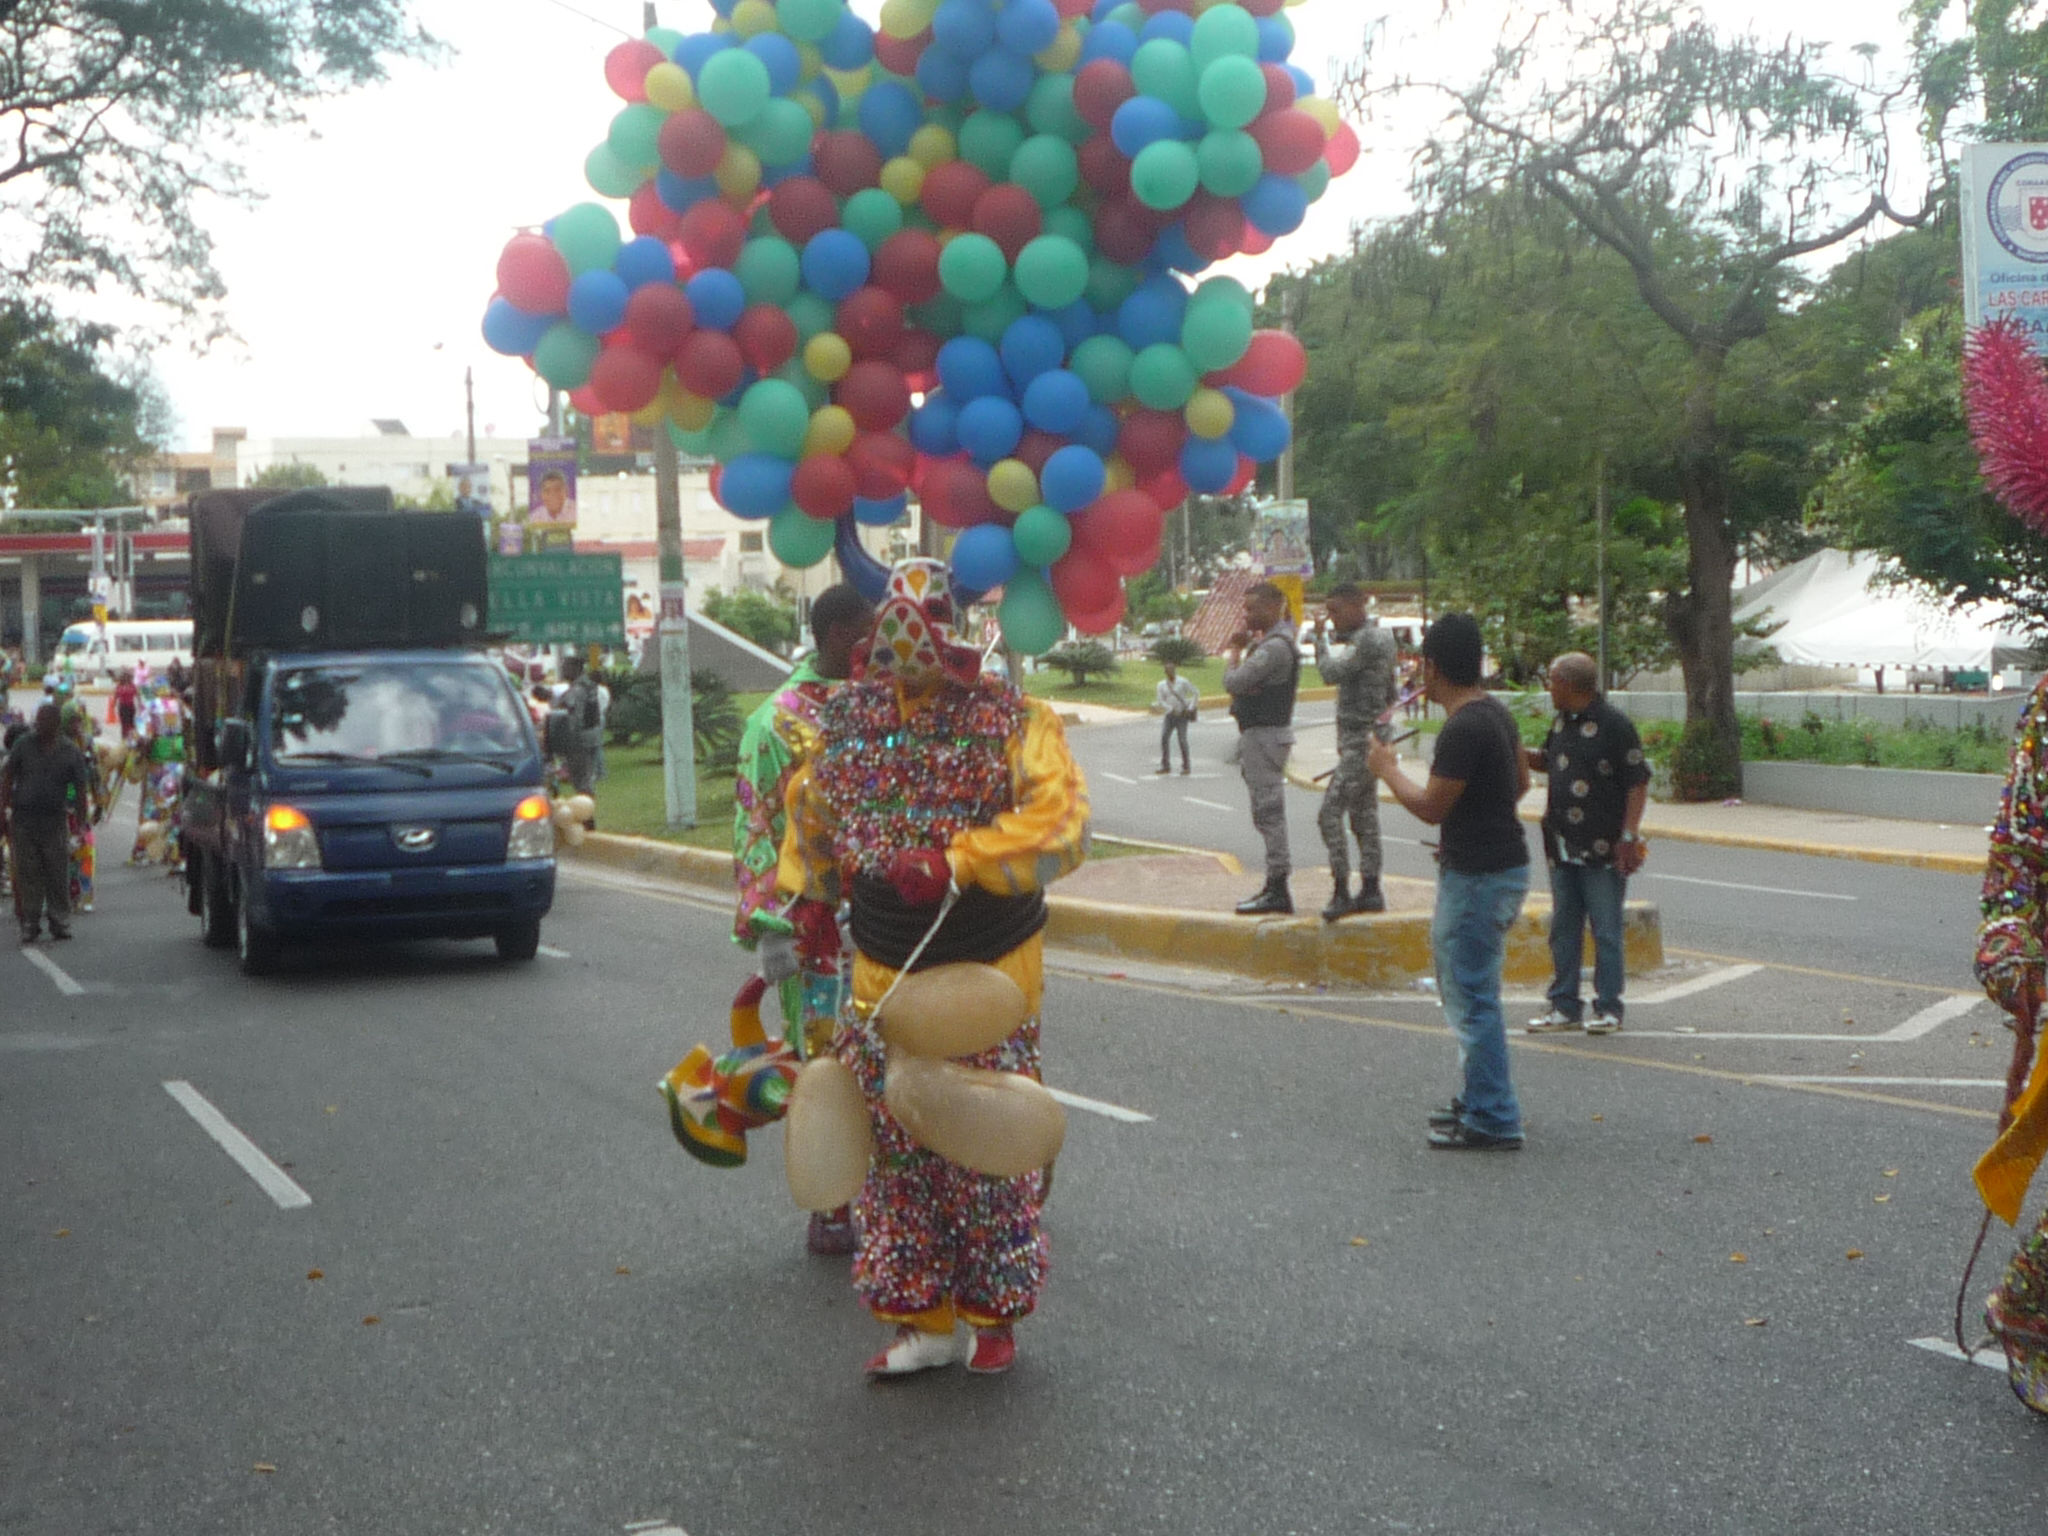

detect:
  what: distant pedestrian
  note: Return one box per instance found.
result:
[1312,583,1398,921]
[1223,582,1299,916]
[1367,613,1531,1150]
[1153,660,1199,775]
[2,704,97,943]
[114,670,138,739]
[1524,653,1650,1036]
[558,657,601,798]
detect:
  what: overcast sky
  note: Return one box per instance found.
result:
[145,0,1933,452]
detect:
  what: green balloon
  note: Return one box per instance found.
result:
[1131,140,1200,212]
[534,322,600,389]
[608,103,666,168]
[911,292,965,338]
[779,0,844,43]
[735,237,802,305]
[1197,55,1266,131]
[705,409,752,463]
[769,506,838,568]
[739,379,812,456]
[959,110,1027,181]
[1198,129,1264,197]
[1131,39,1200,120]
[646,26,685,54]
[1013,235,1089,310]
[1181,296,1254,372]
[698,49,772,128]
[739,97,816,166]
[775,359,829,409]
[1299,160,1332,203]
[1071,334,1135,405]
[585,143,642,199]
[1190,4,1260,69]
[1195,274,1255,313]
[938,232,1008,304]
[1026,74,1087,143]
[1085,253,1141,311]
[551,202,622,277]
[669,420,716,455]
[1012,505,1073,566]
[787,291,836,343]
[1010,135,1080,209]
[1130,343,1198,410]
[999,567,1067,656]
[1107,3,1146,29]
[1042,204,1096,252]
[843,188,904,250]
[962,283,1028,343]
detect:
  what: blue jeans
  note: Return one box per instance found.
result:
[1433,865,1530,1137]
[1546,862,1626,1022]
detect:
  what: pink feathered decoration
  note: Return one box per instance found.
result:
[1965,319,2048,534]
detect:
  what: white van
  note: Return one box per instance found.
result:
[52,620,194,683]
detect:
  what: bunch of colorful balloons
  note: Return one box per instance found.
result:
[482,0,1352,653]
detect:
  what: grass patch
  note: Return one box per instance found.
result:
[1019,654,1229,713]
[1639,712,2011,775]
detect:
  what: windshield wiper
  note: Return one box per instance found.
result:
[275,750,434,779]
[382,748,519,775]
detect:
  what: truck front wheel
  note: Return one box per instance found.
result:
[235,879,283,976]
[494,920,542,962]
[196,852,235,950]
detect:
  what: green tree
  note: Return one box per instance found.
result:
[250,462,329,491]
[1040,640,1119,686]
[699,586,799,654]
[0,300,153,509]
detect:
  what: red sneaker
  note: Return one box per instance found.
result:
[966,1325,1016,1375]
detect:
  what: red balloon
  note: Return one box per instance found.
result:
[836,286,907,360]
[1225,455,1258,496]
[848,432,917,498]
[769,177,841,244]
[1071,490,1167,577]
[734,304,799,373]
[1252,110,1327,177]
[589,346,663,413]
[1068,585,1128,636]
[1095,197,1162,264]
[497,234,571,314]
[972,184,1044,262]
[1118,409,1186,475]
[921,458,1000,529]
[628,181,683,240]
[1239,225,1275,257]
[1140,466,1190,508]
[1074,60,1136,132]
[893,328,941,392]
[1184,192,1247,260]
[604,39,665,102]
[792,453,859,520]
[1053,0,1091,15]
[623,284,695,358]
[920,160,992,231]
[1259,63,1297,113]
[1226,330,1308,396]
[836,360,912,431]
[814,131,884,198]
[569,384,605,417]
[679,199,747,271]
[659,108,728,179]
[1078,137,1132,198]
[874,229,943,305]
[873,27,928,76]
[1050,551,1120,617]
[676,329,745,399]
[1325,122,1361,177]
[1014,430,1061,476]
[1240,0,1285,13]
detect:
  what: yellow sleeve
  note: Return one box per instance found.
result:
[776,760,842,906]
[946,698,1091,897]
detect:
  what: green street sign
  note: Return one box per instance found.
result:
[488,551,626,645]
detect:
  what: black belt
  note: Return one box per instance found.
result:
[849,874,1047,971]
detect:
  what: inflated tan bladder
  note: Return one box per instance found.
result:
[875,962,1030,1059]
[784,1056,874,1211]
[883,1055,1066,1178]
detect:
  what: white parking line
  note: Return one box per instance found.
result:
[1760,1076,2004,1088]
[162,1081,312,1210]
[537,944,571,959]
[1909,1336,2008,1373]
[21,948,85,996]
[1100,771,1138,785]
[1879,993,1981,1041]
[1047,1087,1154,1124]
[1182,796,1234,812]
[1630,963,1764,1005]
[1643,873,1857,901]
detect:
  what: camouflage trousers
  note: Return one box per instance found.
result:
[1318,748,1383,887]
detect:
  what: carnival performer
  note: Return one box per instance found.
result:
[129,685,185,867]
[59,698,97,913]
[730,582,873,1256]
[778,560,1090,1379]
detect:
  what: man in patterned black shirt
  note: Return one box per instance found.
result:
[1523,653,1651,1035]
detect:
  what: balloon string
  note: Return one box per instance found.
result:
[867,885,960,1026]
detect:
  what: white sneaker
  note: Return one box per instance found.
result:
[864,1325,964,1378]
[1585,1013,1621,1036]
[1525,1009,1582,1033]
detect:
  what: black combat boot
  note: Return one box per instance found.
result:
[1350,878,1387,914]
[1235,878,1293,916]
[1320,879,1353,923]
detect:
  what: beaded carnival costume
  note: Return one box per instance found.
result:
[778,561,1089,1370]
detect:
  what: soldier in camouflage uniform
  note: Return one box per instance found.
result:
[1312,584,1399,922]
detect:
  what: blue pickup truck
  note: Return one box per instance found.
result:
[179,489,556,975]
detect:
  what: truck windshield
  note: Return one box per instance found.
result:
[272,661,529,761]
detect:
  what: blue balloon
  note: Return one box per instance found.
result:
[957,396,1025,464]
[1180,434,1238,493]
[745,33,803,95]
[801,230,871,301]
[1117,276,1188,350]
[657,169,719,212]
[1079,19,1139,65]
[566,269,629,334]
[1139,11,1195,46]
[1041,445,1107,514]
[1000,314,1067,388]
[1255,16,1294,63]
[952,523,1021,592]
[760,160,815,190]
[859,80,923,158]
[936,336,1010,401]
[1075,404,1120,457]
[1153,224,1210,275]
[916,45,970,103]
[685,268,747,330]
[1111,96,1182,158]
[908,393,963,456]
[677,33,735,81]
[934,0,998,59]
[822,11,877,70]
[969,49,1034,113]
[1285,63,1316,97]
[1226,388,1292,462]
[835,512,893,601]
[1243,174,1309,237]
[1022,369,1089,435]
[853,494,910,527]
[614,235,676,290]
[482,298,552,357]
[805,76,841,128]
[719,454,795,519]
[1047,301,1099,352]
[996,0,1060,55]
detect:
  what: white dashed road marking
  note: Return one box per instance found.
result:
[1629,963,1765,1004]
[1643,873,1856,901]
[537,944,571,959]
[1761,1076,2004,1089]
[21,948,85,996]
[1182,796,1234,813]
[1100,771,1138,785]
[162,1081,312,1211]
[1879,993,1982,1041]
[1909,1336,2008,1373]
[1047,1087,1154,1124]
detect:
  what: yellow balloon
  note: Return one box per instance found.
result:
[785,1056,874,1211]
[877,963,1032,1059]
[880,0,940,41]
[908,124,957,169]
[731,0,778,38]
[716,143,762,199]
[1035,25,1082,73]
[1185,387,1236,439]
[644,61,696,113]
[988,459,1040,514]
[1299,96,1342,136]
[630,397,665,427]
[880,156,926,205]
[883,1056,1067,1178]
[1102,455,1136,492]
[805,405,858,455]
[805,334,855,385]
[670,387,716,432]
[796,41,824,81]
[825,65,871,101]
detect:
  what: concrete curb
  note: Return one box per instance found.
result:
[562,831,1663,987]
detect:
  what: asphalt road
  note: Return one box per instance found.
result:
[4,803,2044,1535]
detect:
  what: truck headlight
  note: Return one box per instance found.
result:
[508,794,556,860]
[263,805,321,870]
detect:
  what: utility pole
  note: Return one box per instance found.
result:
[1595,455,1610,692]
[1276,278,1298,505]
[465,366,477,466]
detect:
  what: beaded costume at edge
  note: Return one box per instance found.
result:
[778,561,1089,1374]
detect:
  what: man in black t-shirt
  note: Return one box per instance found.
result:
[1368,613,1531,1150]
[2,704,97,943]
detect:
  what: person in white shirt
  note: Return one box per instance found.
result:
[1153,660,1200,775]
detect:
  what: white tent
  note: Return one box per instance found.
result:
[1732,549,2040,673]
